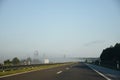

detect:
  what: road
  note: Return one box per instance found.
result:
[0,63,107,80]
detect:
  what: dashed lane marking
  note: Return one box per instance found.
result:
[57,71,62,74]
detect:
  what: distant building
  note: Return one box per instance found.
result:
[44,59,49,64]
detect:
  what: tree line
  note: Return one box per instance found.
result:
[4,57,20,66]
[100,43,120,68]
[3,57,32,66]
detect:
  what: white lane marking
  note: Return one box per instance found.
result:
[86,64,111,80]
[57,71,62,74]
[92,68,111,80]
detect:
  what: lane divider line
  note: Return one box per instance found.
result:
[86,64,111,80]
[57,71,62,74]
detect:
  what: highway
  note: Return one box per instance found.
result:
[0,63,106,80]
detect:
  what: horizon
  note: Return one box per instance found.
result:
[0,0,120,63]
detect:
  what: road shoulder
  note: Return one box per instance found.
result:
[86,63,120,80]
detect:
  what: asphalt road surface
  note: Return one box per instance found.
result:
[0,63,106,80]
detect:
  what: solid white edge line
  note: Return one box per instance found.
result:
[57,71,62,74]
[86,64,111,80]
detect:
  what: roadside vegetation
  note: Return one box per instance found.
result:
[94,43,120,70]
[3,57,31,66]
[0,63,73,77]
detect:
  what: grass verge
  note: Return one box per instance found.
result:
[0,63,73,77]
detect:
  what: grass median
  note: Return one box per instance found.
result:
[0,63,73,77]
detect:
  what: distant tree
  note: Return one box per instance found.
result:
[27,57,32,62]
[4,59,12,66]
[100,43,120,66]
[26,57,32,65]
[94,60,99,65]
[20,59,26,65]
[12,57,20,65]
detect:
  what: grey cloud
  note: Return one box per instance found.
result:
[84,40,105,46]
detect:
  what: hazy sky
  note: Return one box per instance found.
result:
[0,0,120,61]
